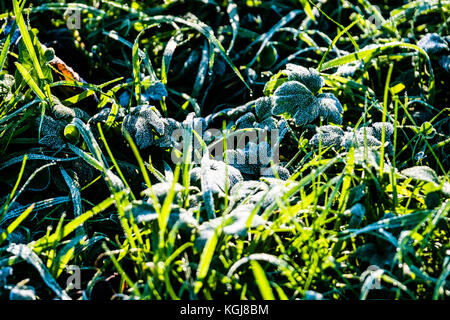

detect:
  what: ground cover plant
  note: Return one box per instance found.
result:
[0,0,449,300]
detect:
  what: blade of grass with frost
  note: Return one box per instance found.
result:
[32,196,115,253]
[251,260,275,300]
[67,145,104,172]
[192,41,209,98]
[0,203,34,246]
[6,243,71,300]
[59,166,83,236]
[317,18,361,71]
[0,21,17,73]
[0,197,70,227]
[53,234,85,278]
[131,26,160,105]
[194,227,219,294]
[15,62,46,101]
[161,33,180,85]
[167,88,201,116]
[13,0,44,80]
[6,162,55,215]
[0,154,27,222]
[227,254,298,283]
[0,99,40,125]
[182,126,193,208]
[387,0,450,27]
[226,0,239,54]
[307,0,360,51]
[46,213,66,270]
[380,63,394,179]
[30,2,106,17]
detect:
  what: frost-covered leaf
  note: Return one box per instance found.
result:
[0,267,13,286]
[271,80,318,126]
[230,180,269,204]
[235,112,256,129]
[316,93,343,124]
[401,166,439,185]
[225,141,274,176]
[223,204,265,236]
[439,55,450,72]
[346,203,366,228]
[0,74,15,97]
[256,116,278,131]
[158,118,183,148]
[195,204,265,248]
[141,80,168,102]
[371,122,394,141]
[285,64,324,93]
[255,96,272,121]
[36,116,66,149]
[260,165,290,180]
[342,129,382,151]
[310,125,344,148]
[142,182,184,204]
[336,61,363,77]
[417,33,449,56]
[88,107,126,125]
[191,157,243,197]
[122,105,166,149]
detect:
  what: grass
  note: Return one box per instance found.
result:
[0,0,449,300]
